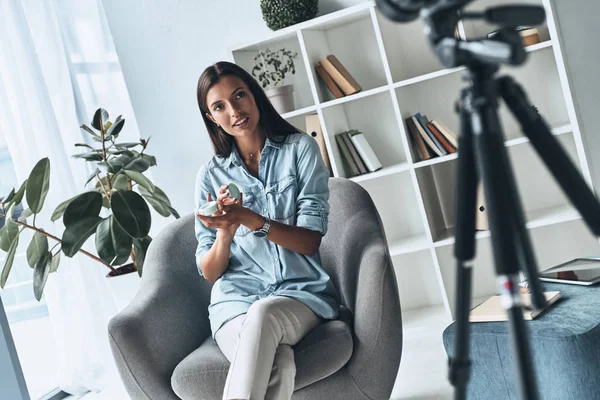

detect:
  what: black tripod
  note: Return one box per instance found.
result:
[376,1,600,399]
[428,5,600,400]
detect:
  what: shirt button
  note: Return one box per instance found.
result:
[275,257,279,262]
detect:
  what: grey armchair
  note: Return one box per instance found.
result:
[108,178,402,400]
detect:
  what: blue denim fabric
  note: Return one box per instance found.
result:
[194,133,340,338]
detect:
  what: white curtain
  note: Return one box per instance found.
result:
[0,0,139,395]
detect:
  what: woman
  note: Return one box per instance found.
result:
[194,61,340,400]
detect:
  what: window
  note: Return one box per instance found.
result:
[0,133,58,399]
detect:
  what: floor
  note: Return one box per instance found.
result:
[15,305,454,400]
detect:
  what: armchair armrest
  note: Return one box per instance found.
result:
[346,221,403,399]
[108,214,212,399]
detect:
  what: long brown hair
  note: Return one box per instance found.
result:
[197,61,300,158]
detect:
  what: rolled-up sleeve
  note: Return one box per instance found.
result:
[194,166,216,276]
[295,134,330,236]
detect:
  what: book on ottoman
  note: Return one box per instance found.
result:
[469,291,561,322]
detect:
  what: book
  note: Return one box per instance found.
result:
[342,130,368,174]
[410,115,444,157]
[405,117,432,161]
[348,131,382,172]
[335,133,360,177]
[427,122,456,154]
[469,291,561,322]
[320,55,362,96]
[416,113,448,156]
[315,62,344,99]
[431,119,458,148]
[304,114,333,176]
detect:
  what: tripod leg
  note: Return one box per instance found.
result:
[450,89,478,400]
[470,75,539,400]
[498,76,600,237]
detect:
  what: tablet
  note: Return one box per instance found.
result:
[538,257,600,286]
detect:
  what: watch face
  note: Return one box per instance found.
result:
[253,230,267,238]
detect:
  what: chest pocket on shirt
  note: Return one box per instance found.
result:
[235,192,255,237]
[266,175,297,222]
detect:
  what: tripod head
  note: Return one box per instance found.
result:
[376,0,546,70]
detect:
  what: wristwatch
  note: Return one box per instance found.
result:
[253,216,271,238]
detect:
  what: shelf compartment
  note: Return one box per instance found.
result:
[392,250,446,311]
[395,45,569,147]
[375,9,446,84]
[321,90,407,178]
[232,32,315,112]
[301,9,388,104]
[388,234,431,257]
[461,0,551,42]
[415,132,582,243]
[412,123,572,169]
[357,171,428,249]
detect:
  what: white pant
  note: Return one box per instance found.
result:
[215,296,322,400]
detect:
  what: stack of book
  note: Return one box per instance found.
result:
[335,130,382,177]
[315,55,362,99]
[405,113,458,162]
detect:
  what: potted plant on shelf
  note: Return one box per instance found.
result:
[252,47,299,114]
[260,0,319,31]
[0,108,179,311]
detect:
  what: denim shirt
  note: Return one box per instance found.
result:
[194,133,340,338]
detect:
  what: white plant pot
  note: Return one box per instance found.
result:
[265,84,295,114]
[105,270,140,312]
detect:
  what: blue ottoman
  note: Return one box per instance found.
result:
[443,283,600,399]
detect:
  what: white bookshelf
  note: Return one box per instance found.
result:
[230,0,600,321]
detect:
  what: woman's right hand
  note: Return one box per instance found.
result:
[197,185,240,239]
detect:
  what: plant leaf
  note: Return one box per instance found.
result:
[98,154,132,174]
[2,188,15,206]
[92,108,109,130]
[51,194,79,222]
[107,118,125,138]
[12,180,27,205]
[95,217,115,265]
[63,191,103,228]
[61,217,103,258]
[33,251,51,301]
[95,216,132,266]
[26,158,51,214]
[95,173,129,193]
[138,185,178,218]
[0,218,19,252]
[85,168,101,186]
[123,170,155,192]
[141,154,157,167]
[75,143,95,150]
[123,158,150,173]
[111,216,132,265]
[138,188,170,217]
[50,252,60,273]
[27,232,48,268]
[133,236,152,277]
[114,143,141,149]
[1,234,19,288]
[18,208,33,223]
[110,190,151,239]
[72,151,103,162]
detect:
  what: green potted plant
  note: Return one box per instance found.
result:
[0,108,179,309]
[260,0,319,31]
[252,47,299,114]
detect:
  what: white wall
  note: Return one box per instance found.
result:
[104,0,600,217]
[101,0,369,216]
[550,0,600,194]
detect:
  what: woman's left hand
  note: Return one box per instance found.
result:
[199,192,249,231]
